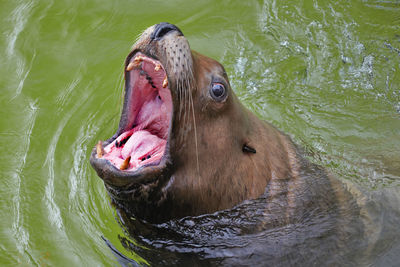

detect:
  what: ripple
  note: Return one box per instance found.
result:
[11,100,38,254]
[44,90,90,230]
[5,0,35,58]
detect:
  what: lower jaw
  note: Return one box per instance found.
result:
[90,133,173,187]
[100,128,166,171]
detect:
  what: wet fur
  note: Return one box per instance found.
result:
[89,24,393,265]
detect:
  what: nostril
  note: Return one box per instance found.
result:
[157,26,174,38]
[151,22,183,40]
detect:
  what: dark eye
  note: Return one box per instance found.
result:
[210,83,227,101]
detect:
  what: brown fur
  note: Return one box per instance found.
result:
[91,24,306,223]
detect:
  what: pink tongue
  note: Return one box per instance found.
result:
[121,130,166,167]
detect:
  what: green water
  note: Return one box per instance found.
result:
[1,0,399,265]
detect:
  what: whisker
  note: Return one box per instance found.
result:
[188,78,200,181]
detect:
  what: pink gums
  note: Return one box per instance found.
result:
[101,53,172,171]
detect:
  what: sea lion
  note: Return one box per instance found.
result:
[89,23,394,265]
[90,22,304,223]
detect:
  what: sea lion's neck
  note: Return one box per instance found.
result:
[246,110,301,181]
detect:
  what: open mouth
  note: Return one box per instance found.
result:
[97,52,173,172]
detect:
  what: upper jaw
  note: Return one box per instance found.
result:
[90,50,173,187]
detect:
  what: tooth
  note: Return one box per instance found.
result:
[120,156,131,170]
[162,76,168,88]
[154,64,161,71]
[96,141,104,158]
[126,56,143,71]
[133,56,143,65]
[126,62,135,71]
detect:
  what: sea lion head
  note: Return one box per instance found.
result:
[90,23,295,223]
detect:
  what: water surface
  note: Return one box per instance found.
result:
[1,0,399,266]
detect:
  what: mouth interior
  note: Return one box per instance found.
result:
[100,53,172,171]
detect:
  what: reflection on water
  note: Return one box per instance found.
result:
[0,0,399,266]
